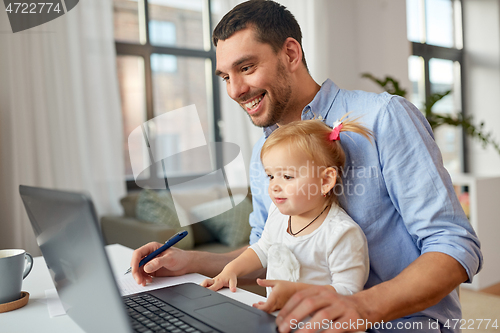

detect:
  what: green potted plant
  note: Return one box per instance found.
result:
[362,73,500,156]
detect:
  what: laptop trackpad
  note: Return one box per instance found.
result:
[195,302,260,326]
[171,283,212,299]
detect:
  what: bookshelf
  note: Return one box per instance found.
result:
[451,174,500,291]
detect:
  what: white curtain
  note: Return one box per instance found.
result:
[0,0,126,256]
[215,0,329,184]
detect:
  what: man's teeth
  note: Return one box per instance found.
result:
[245,96,263,109]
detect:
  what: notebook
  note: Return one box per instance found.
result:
[19,185,276,333]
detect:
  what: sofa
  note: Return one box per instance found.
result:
[101,186,253,252]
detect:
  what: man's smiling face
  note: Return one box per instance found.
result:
[215,27,292,128]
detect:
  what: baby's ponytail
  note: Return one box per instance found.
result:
[329,112,373,143]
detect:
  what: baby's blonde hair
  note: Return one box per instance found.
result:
[260,115,373,205]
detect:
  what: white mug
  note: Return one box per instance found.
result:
[0,249,33,304]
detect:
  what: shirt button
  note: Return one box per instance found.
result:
[318,115,323,120]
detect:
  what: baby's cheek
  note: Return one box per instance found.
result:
[283,184,297,196]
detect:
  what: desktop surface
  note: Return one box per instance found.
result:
[1,244,271,333]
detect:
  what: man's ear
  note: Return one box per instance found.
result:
[321,167,337,194]
[282,37,303,73]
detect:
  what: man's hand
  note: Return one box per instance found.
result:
[131,243,248,286]
[276,285,366,333]
[274,252,468,333]
[201,269,238,292]
[130,242,192,286]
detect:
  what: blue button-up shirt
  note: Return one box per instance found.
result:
[248,79,482,331]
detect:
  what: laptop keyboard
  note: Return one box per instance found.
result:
[124,294,216,333]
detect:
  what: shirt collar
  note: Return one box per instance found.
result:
[263,79,340,138]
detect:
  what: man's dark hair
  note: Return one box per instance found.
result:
[213,0,308,70]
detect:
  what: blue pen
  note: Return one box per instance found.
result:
[124,230,188,275]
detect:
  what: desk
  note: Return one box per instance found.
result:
[1,244,268,333]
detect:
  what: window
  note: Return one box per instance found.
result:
[406,0,465,173]
[113,0,223,189]
[149,20,176,46]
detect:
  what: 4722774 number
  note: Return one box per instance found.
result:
[444,319,498,330]
[5,3,62,14]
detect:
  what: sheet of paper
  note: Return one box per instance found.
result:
[45,289,66,318]
[118,273,207,296]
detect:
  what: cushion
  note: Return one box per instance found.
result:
[190,195,252,248]
[120,192,140,217]
[135,190,194,249]
[190,222,216,245]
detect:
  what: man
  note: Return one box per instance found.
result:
[131,1,482,332]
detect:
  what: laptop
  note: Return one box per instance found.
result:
[19,185,277,333]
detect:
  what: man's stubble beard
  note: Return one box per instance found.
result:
[244,60,292,128]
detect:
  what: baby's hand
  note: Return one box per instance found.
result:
[200,269,238,292]
[252,279,299,313]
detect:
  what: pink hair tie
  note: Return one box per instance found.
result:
[329,122,343,141]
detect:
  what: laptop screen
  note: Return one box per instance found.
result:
[20,185,133,333]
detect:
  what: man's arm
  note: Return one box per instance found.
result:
[277,252,467,333]
[184,246,249,277]
[130,243,247,286]
[357,252,467,323]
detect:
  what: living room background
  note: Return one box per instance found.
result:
[0,0,499,255]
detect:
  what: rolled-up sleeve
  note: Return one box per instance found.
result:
[376,96,482,283]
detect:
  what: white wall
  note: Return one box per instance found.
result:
[321,0,411,92]
[463,0,500,175]
[220,0,411,181]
